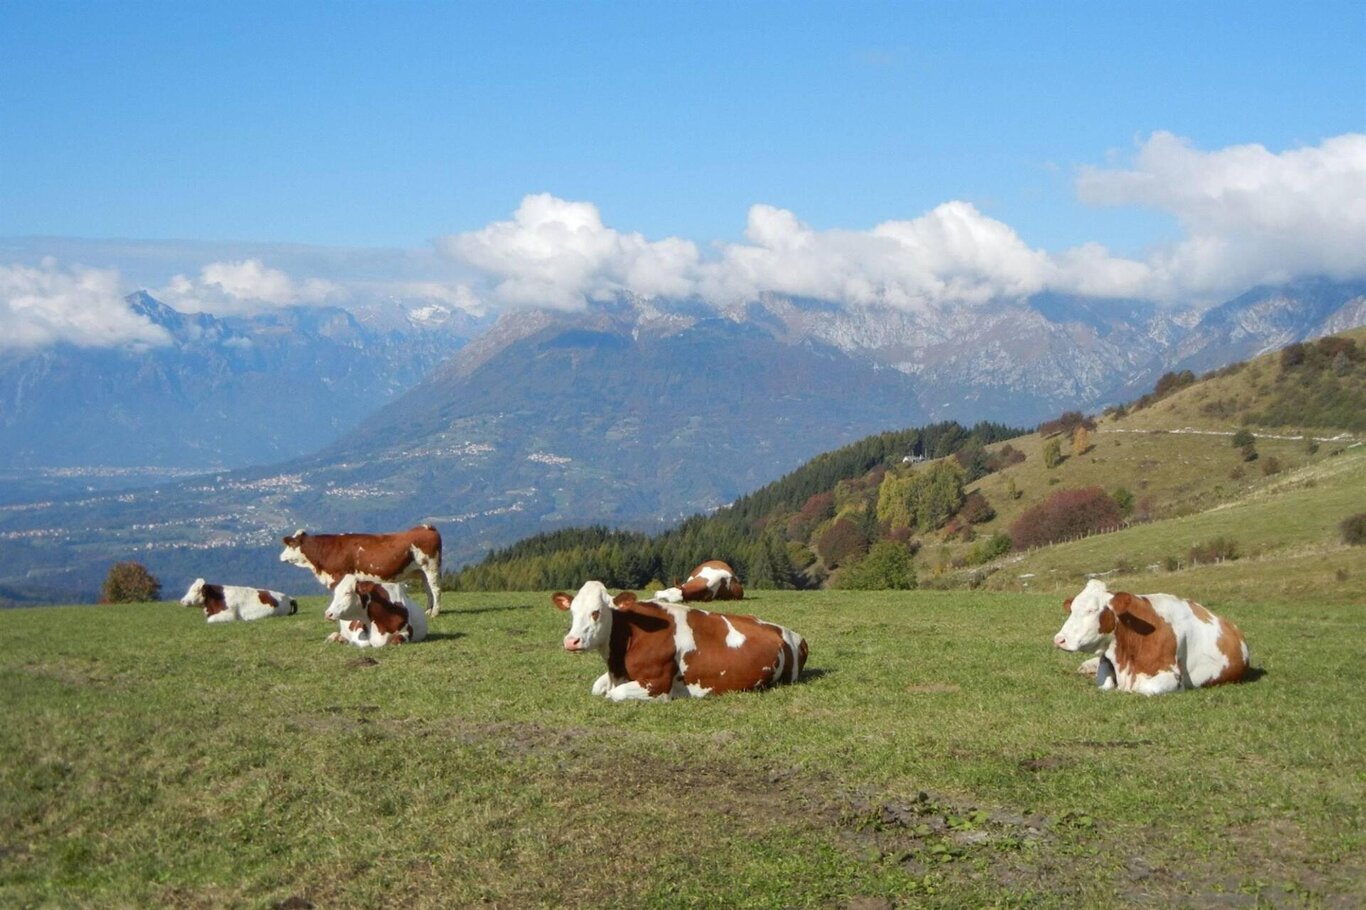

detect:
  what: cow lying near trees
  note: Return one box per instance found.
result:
[653,560,745,603]
[1053,579,1250,695]
[179,578,297,622]
[280,524,443,616]
[323,575,427,647]
[551,581,806,701]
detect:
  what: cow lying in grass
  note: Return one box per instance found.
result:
[653,560,745,603]
[179,578,297,622]
[551,581,806,701]
[1053,579,1250,695]
[323,575,427,647]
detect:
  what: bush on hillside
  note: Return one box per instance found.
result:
[1341,513,1366,546]
[1042,438,1064,469]
[1112,487,1135,517]
[1260,455,1283,476]
[1232,429,1255,447]
[985,443,1026,472]
[959,491,996,524]
[101,561,161,604]
[1038,410,1095,438]
[1188,537,1240,564]
[816,517,869,569]
[966,532,1012,566]
[1009,487,1124,550]
[835,541,918,590]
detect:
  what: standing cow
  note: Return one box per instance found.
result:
[653,560,745,603]
[1053,579,1250,695]
[179,578,297,623]
[280,524,443,616]
[552,581,806,701]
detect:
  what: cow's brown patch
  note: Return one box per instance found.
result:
[202,584,228,617]
[357,582,409,636]
[1109,592,1177,678]
[257,590,279,609]
[1212,613,1250,685]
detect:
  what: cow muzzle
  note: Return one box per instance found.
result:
[563,636,584,652]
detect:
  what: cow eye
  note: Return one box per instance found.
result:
[591,610,600,621]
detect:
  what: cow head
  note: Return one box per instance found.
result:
[652,586,684,603]
[279,530,310,567]
[551,580,623,653]
[1053,579,1117,652]
[324,574,368,622]
[179,578,206,606]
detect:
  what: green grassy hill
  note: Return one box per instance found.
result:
[3,590,1362,908]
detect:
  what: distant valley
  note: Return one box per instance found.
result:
[0,279,1363,605]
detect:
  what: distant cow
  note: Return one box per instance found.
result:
[653,560,745,603]
[1053,579,1250,695]
[179,578,297,623]
[323,575,428,647]
[551,581,806,701]
[280,525,443,616]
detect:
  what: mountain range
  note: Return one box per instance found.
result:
[1,278,1363,605]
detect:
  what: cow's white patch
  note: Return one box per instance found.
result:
[722,616,746,649]
[663,603,698,677]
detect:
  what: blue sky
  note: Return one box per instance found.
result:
[1,1,1364,345]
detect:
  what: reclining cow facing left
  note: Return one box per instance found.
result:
[551,580,808,701]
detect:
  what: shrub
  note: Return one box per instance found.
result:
[1043,438,1064,469]
[1229,465,1245,480]
[1112,487,1134,517]
[959,491,996,524]
[967,532,1013,566]
[836,541,918,590]
[1188,537,1239,564]
[815,517,869,568]
[1341,513,1366,546]
[1038,410,1095,438]
[1163,555,1180,572]
[1008,487,1124,550]
[1260,455,1283,476]
[1241,444,1259,462]
[101,561,162,604]
[985,443,1026,472]
[1231,429,1255,447]
[1072,425,1091,456]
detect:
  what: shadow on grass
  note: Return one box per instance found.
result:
[443,603,536,615]
[424,631,467,642]
[799,667,835,683]
[1243,666,1269,684]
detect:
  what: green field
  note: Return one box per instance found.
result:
[3,588,1362,909]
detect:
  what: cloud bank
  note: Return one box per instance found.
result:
[4,132,1363,349]
[437,132,1366,311]
[0,259,170,351]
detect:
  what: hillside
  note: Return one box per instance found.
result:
[451,329,1366,605]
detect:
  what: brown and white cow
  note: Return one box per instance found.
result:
[551,580,806,701]
[179,578,297,623]
[653,560,745,603]
[280,524,443,616]
[323,575,427,647]
[1053,579,1250,695]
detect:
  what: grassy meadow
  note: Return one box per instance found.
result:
[3,587,1362,909]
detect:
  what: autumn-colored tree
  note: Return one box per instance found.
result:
[100,561,162,604]
[1071,425,1090,456]
[1008,487,1124,550]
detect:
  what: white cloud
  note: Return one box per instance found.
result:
[0,259,170,351]
[158,259,339,315]
[437,193,701,310]
[437,133,1365,312]
[1077,131,1366,299]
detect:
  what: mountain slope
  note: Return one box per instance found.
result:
[0,292,480,472]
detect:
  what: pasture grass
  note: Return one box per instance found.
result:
[2,590,1362,909]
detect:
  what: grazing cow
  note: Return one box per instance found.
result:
[323,575,427,647]
[280,524,443,617]
[179,578,297,623]
[653,560,745,603]
[1053,579,1250,695]
[551,581,806,701]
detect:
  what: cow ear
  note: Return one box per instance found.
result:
[612,591,638,606]
[1109,592,1141,614]
[1099,607,1116,634]
[1062,597,1074,615]
[282,535,295,546]
[551,592,572,611]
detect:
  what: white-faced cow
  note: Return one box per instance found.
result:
[653,560,745,604]
[323,575,428,647]
[179,578,297,623]
[551,581,806,701]
[1053,579,1250,695]
[280,525,443,617]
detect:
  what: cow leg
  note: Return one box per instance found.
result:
[606,681,662,702]
[591,672,612,696]
[206,611,235,624]
[1077,656,1100,677]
